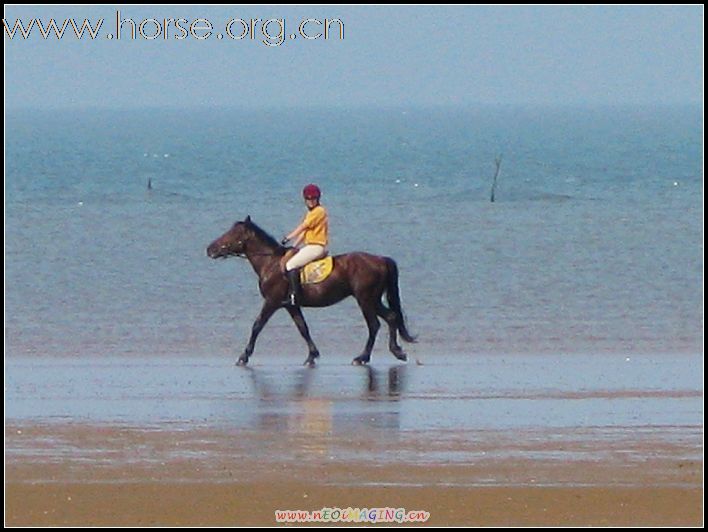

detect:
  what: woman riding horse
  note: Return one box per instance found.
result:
[280,184,328,307]
[207,216,416,366]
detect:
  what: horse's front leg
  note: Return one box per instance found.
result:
[285,305,320,367]
[238,302,278,366]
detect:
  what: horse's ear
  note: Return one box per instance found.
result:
[245,215,251,224]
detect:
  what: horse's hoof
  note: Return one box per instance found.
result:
[303,358,317,368]
[352,357,369,366]
[395,353,408,362]
[236,357,249,366]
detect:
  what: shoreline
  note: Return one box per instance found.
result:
[6,352,703,525]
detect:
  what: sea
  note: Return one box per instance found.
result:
[5,105,703,360]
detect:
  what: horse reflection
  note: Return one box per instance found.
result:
[328,365,408,433]
[241,366,408,453]
[363,365,407,400]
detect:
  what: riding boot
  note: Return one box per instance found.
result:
[284,269,302,306]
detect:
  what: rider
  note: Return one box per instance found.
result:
[280,184,329,306]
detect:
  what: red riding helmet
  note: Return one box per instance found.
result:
[302,183,321,200]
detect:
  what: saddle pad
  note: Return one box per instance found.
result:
[301,256,334,284]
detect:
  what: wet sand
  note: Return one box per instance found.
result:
[6,422,703,526]
[5,354,704,525]
[6,480,703,526]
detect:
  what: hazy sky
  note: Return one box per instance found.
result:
[3,5,703,109]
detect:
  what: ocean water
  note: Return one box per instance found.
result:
[5,105,703,360]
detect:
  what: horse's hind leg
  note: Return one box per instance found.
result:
[376,302,407,361]
[352,297,381,365]
[286,305,320,367]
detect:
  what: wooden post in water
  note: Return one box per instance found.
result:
[490,155,502,203]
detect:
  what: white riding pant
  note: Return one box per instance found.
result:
[286,244,327,271]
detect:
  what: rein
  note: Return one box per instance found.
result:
[233,251,279,259]
[231,243,286,260]
[219,229,289,261]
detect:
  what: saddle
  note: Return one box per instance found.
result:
[280,249,334,285]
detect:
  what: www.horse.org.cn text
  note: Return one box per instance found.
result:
[3,12,344,47]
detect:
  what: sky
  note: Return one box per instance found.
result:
[3,5,704,109]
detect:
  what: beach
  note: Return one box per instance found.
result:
[6,455,702,526]
[5,354,703,526]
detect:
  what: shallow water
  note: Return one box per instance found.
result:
[6,353,701,431]
[5,353,702,481]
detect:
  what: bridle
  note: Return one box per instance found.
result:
[223,238,281,260]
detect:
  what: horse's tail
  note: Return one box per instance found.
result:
[384,257,417,343]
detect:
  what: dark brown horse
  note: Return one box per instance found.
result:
[206,216,416,366]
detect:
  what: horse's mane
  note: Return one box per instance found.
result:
[244,218,285,254]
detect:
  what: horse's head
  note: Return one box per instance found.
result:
[206,216,252,259]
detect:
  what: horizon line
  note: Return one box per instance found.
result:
[4,101,704,113]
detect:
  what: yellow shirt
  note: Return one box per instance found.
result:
[302,205,328,246]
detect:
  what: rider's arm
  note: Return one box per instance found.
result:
[285,221,307,242]
[291,232,305,247]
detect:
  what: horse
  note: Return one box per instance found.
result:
[206,216,416,366]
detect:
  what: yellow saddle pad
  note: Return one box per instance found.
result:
[300,256,334,285]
